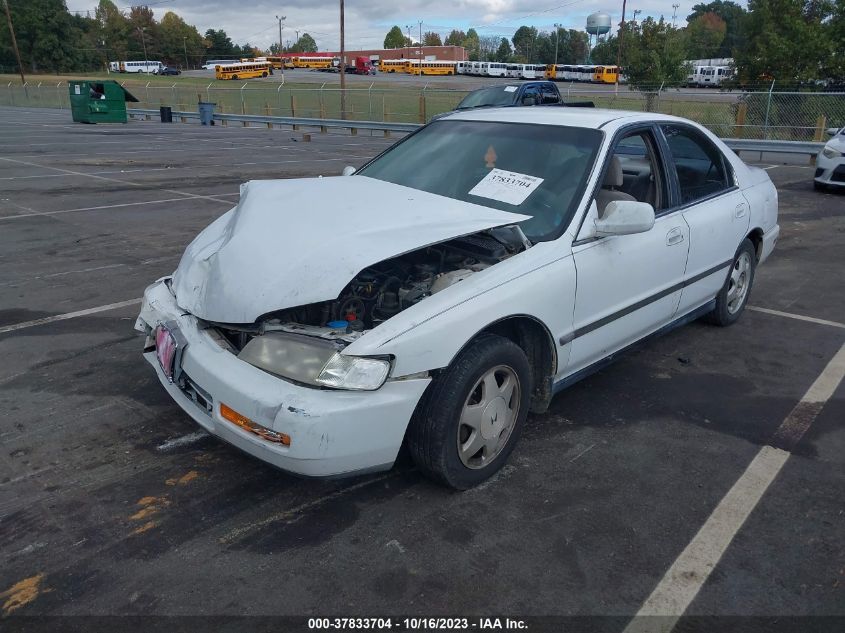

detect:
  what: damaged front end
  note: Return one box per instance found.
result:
[202,225,530,390]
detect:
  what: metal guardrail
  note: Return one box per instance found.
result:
[723,138,825,156]
[127,108,420,133]
[127,109,826,157]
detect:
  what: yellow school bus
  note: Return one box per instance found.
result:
[593,65,619,84]
[215,62,273,80]
[381,58,410,73]
[406,60,458,76]
[286,55,335,69]
[265,55,284,70]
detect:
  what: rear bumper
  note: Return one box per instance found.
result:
[136,279,431,477]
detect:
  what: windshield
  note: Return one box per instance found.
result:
[357,120,602,241]
[457,87,519,109]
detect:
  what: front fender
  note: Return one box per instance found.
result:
[345,246,577,378]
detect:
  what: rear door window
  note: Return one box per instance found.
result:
[661,125,731,204]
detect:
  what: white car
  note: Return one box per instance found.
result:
[136,108,779,489]
[814,127,845,190]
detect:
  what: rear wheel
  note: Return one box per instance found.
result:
[707,238,756,326]
[231,74,238,80]
[406,335,531,489]
[262,71,268,78]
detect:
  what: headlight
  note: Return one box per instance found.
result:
[238,333,336,385]
[822,146,842,159]
[316,353,390,391]
[237,333,390,390]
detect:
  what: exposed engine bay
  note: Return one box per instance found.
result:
[209,226,530,352]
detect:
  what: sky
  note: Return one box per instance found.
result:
[66,1,714,52]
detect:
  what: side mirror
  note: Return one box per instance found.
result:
[826,127,839,137]
[595,200,655,236]
[341,165,356,176]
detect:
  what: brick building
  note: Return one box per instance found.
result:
[327,45,467,63]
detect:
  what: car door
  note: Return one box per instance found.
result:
[539,83,560,104]
[659,124,750,315]
[520,85,541,106]
[564,127,690,378]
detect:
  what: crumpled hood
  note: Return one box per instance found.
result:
[172,176,528,323]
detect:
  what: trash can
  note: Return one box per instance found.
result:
[198,102,216,126]
[68,80,138,124]
[160,106,173,123]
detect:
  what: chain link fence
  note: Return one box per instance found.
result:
[2,79,843,141]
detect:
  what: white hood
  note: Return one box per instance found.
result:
[172,176,528,323]
[826,133,845,153]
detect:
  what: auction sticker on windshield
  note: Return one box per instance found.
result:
[469,168,544,206]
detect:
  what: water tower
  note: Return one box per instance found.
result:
[586,12,612,50]
[586,12,611,37]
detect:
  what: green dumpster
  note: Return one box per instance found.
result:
[68,80,139,124]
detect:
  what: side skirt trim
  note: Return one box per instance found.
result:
[551,299,717,395]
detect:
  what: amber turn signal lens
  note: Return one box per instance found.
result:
[220,403,291,446]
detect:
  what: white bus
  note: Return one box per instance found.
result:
[118,60,164,74]
[516,64,544,80]
[698,65,733,87]
[455,61,470,75]
[485,62,508,77]
[554,65,577,81]
[575,65,595,82]
[202,59,238,70]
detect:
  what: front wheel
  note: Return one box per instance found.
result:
[406,334,531,489]
[707,238,756,326]
[231,74,238,80]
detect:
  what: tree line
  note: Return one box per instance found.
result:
[2,0,843,85]
[0,0,318,73]
[384,0,845,86]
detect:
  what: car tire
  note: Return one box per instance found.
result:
[406,334,531,490]
[707,238,756,326]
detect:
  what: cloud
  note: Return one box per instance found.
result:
[73,0,705,51]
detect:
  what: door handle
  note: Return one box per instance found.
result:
[735,203,748,218]
[666,227,685,246]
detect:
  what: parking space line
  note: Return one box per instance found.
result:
[748,305,845,330]
[624,342,845,631]
[0,195,236,221]
[0,156,233,205]
[0,299,141,335]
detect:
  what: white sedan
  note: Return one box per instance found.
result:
[814,126,845,190]
[136,107,779,489]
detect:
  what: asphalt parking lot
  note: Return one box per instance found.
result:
[0,106,843,629]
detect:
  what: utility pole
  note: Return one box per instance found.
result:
[276,15,286,55]
[554,22,561,65]
[295,30,300,49]
[616,0,627,85]
[671,4,679,27]
[137,27,148,61]
[418,21,423,75]
[339,0,346,119]
[632,9,642,23]
[182,36,189,70]
[406,24,412,61]
[2,0,26,89]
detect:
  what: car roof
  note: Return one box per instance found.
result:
[441,106,681,129]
